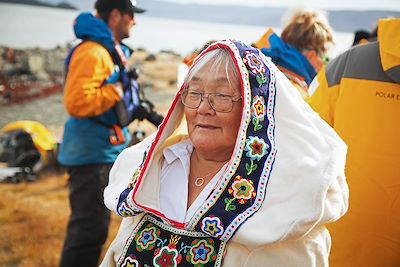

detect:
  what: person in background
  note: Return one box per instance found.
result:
[352,24,377,46]
[255,8,334,98]
[57,0,146,266]
[99,40,348,266]
[352,29,373,46]
[307,18,400,267]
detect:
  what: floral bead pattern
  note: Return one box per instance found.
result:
[116,166,144,218]
[135,224,160,252]
[244,136,269,175]
[117,187,143,217]
[117,215,226,267]
[242,50,268,87]
[153,246,180,267]
[118,201,138,217]
[245,136,268,161]
[251,95,266,120]
[121,255,140,267]
[242,50,265,75]
[251,95,266,131]
[186,239,217,267]
[224,175,256,211]
[200,216,224,238]
[230,176,256,203]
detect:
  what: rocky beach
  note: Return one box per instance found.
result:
[0,45,183,137]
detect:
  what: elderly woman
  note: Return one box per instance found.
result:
[100,40,348,267]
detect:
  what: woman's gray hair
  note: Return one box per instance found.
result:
[183,47,240,93]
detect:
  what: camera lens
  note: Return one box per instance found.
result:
[147,112,164,127]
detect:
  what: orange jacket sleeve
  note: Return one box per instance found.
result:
[64,41,122,118]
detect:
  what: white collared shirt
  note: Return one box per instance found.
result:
[160,139,226,223]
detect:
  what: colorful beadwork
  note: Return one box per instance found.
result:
[117,215,226,267]
[121,255,140,267]
[200,216,224,238]
[224,175,256,211]
[251,95,266,131]
[189,41,276,242]
[245,136,269,161]
[135,224,160,251]
[186,239,217,266]
[153,246,180,267]
[242,50,265,76]
[229,175,256,204]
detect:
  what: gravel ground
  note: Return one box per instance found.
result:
[0,86,178,140]
[0,93,68,130]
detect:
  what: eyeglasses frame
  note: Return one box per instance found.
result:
[180,90,242,113]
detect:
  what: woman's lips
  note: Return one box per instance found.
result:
[196,124,218,129]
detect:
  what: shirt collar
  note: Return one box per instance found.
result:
[163,138,193,164]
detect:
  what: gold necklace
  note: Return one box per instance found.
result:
[194,169,219,187]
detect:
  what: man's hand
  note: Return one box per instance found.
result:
[114,82,124,98]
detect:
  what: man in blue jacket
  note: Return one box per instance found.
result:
[58,1,146,266]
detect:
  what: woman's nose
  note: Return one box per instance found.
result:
[197,96,215,114]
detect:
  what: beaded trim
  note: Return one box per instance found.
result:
[117,214,227,267]
[186,40,277,241]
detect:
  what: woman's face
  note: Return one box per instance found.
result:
[184,60,242,160]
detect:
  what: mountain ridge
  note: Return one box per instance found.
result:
[3,0,399,32]
[0,0,77,10]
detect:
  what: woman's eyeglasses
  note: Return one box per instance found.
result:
[180,90,241,113]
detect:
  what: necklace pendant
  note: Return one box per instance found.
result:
[194,177,205,187]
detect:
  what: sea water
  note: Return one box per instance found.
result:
[0,3,353,56]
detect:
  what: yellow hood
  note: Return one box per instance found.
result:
[378,18,400,83]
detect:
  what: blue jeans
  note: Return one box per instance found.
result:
[60,164,112,267]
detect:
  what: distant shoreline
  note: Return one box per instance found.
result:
[0,0,77,10]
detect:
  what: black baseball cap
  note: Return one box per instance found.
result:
[95,0,146,15]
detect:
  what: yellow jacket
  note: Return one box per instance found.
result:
[307,18,400,267]
[64,41,121,118]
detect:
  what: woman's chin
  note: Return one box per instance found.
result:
[192,138,215,150]
[191,137,233,158]
[191,136,217,151]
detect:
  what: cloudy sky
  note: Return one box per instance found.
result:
[156,0,400,11]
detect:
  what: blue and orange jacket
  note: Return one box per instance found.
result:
[58,12,131,166]
[255,28,323,98]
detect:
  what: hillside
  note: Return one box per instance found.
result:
[0,0,76,10]
[40,0,400,32]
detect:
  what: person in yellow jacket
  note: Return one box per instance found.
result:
[307,18,400,267]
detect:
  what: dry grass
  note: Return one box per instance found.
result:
[0,172,122,267]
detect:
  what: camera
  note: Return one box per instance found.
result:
[127,66,139,80]
[137,99,164,127]
[127,67,164,127]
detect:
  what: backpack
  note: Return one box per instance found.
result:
[0,130,41,169]
[0,130,42,183]
[64,41,141,128]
